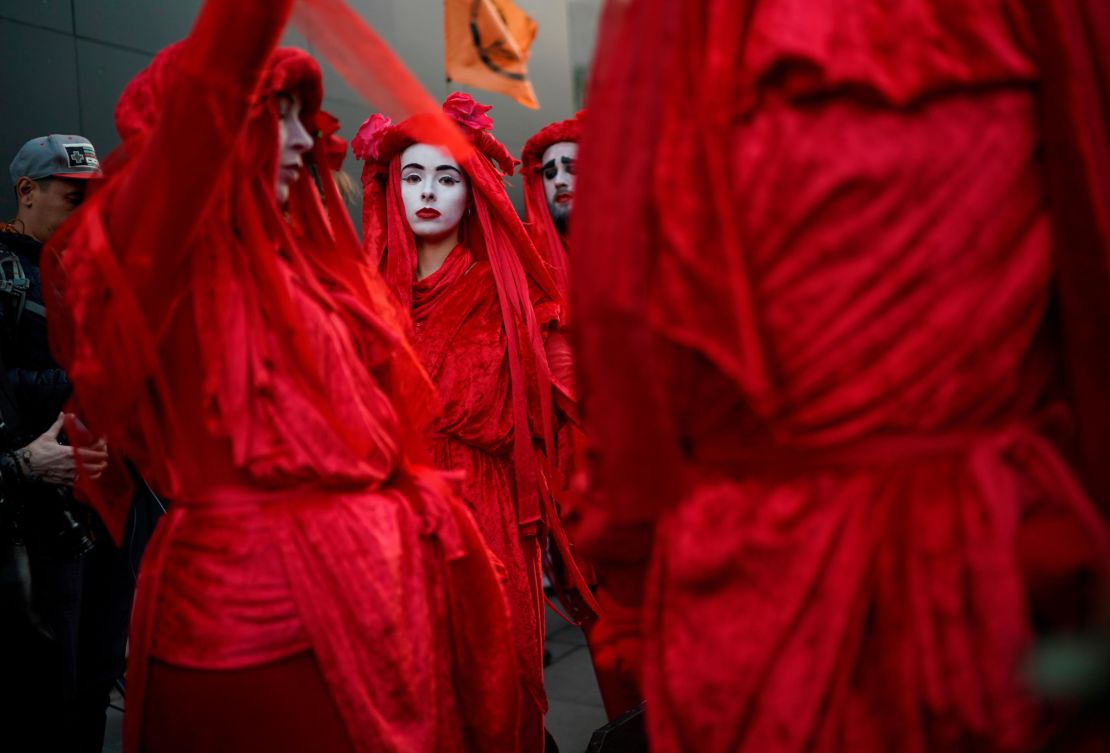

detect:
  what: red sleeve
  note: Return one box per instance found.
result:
[105,0,294,318]
[544,327,578,424]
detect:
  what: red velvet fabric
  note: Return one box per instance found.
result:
[411,245,549,749]
[355,96,593,752]
[571,1,1110,752]
[43,2,520,752]
[143,654,356,753]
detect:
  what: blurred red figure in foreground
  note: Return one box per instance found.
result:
[522,116,646,721]
[43,1,520,751]
[571,1,1110,752]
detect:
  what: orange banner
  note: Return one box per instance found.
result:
[445,0,540,109]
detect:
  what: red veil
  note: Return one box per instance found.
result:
[520,114,582,299]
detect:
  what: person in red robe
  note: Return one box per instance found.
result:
[355,94,590,753]
[568,1,1110,752]
[42,1,521,751]
[522,116,645,721]
[521,114,580,301]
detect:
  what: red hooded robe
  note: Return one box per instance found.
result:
[521,114,581,301]
[356,94,591,753]
[43,2,519,752]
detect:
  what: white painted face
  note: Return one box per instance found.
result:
[276,94,313,206]
[541,141,577,232]
[399,143,469,241]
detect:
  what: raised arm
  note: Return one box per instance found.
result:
[105,0,295,279]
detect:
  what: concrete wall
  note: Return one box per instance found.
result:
[0,0,603,222]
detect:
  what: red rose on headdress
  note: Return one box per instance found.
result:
[315,110,341,138]
[443,92,494,133]
[312,111,347,171]
[352,113,393,161]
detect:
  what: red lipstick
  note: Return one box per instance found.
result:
[416,208,441,219]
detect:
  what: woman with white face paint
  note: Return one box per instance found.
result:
[356,93,593,753]
[42,2,522,752]
[398,142,470,278]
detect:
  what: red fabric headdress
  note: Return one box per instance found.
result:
[354,91,573,552]
[520,113,582,299]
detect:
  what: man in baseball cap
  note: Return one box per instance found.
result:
[7,134,101,242]
[1,132,130,752]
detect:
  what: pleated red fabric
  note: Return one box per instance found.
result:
[570,1,1110,752]
[42,1,520,751]
[356,95,593,752]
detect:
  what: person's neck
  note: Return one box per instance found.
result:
[415,230,460,281]
[10,214,40,242]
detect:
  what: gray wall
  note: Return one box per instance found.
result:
[0,0,602,222]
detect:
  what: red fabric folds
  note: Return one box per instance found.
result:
[571,1,1110,752]
[1022,0,1110,515]
[356,94,594,751]
[43,1,520,752]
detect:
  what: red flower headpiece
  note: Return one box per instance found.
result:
[351,112,392,163]
[442,91,494,132]
[314,110,348,171]
[355,92,518,177]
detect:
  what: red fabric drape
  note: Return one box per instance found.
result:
[571,1,1110,752]
[355,96,596,750]
[1022,0,1110,516]
[43,2,521,752]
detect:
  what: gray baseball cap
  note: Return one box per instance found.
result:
[9,134,101,185]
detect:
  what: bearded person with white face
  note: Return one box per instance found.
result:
[356,93,590,753]
[521,115,581,300]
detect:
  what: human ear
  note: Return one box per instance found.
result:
[15,177,36,207]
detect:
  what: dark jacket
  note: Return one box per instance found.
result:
[0,227,72,441]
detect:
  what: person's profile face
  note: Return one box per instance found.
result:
[541,141,577,233]
[17,177,86,241]
[276,93,314,206]
[399,143,469,242]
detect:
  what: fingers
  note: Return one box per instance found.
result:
[43,412,66,440]
[73,455,109,470]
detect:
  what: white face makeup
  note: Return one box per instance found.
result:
[276,94,314,206]
[399,143,469,241]
[541,141,577,233]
